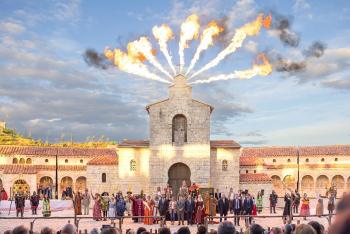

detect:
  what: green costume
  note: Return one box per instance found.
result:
[256,196,263,213]
[42,198,51,217]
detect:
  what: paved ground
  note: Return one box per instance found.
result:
[0,199,332,233]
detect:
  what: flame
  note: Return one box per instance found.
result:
[186,21,224,75]
[178,14,200,73]
[189,13,271,80]
[104,48,171,84]
[190,53,272,84]
[152,24,176,75]
[127,37,172,79]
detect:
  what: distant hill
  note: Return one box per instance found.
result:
[0,127,117,148]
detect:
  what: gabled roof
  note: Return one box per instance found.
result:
[0,145,116,157]
[240,173,271,183]
[210,140,241,148]
[87,155,118,165]
[118,140,150,148]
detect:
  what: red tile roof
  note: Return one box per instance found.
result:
[299,145,350,156]
[240,157,264,166]
[0,145,116,157]
[0,164,86,174]
[118,140,150,148]
[210,140,241,148]
[240,173,272,183]
[87,156,117,165]
[242,147,297,157]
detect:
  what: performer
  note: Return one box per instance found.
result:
[30,191,40,215]
[228,188,234,214]
[169,196,177,225]
[144,195,154,225]
[252,196,257,216]
[177,195,186,225]
[300,193,310,220]
[42,194,51,217]
[129,194,145,223]
[15,192,25,218]
[116,193,126,219]
[108,196,116,221]
[153,195,160,224]
[269,190,278,214]
[189,183,199,198]
[327,193,335,215]
[195,194,205,224]
[73,191,83,215]
[256,192,263,213]
[91,192,102,221]
[233,194,242,226]
[0,186,8,201]
[158,193,169,225]
[82,189,91,215]
[209,193,218,222]
[218,194,229,222]
[292,190,301,213]
[185,194,195,225]
[101,192,110,221]
[282,193,292,224]
[316,194,324,217]
[179,180,189,198]
[243,194,253,225]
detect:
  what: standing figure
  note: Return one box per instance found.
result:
[233,194,242,226]
[125,195,132,216]
[179,180,189,198]
[153,195,160,224]
[252,196,257,216]
[82,189,91,215]
[316,194,324,217]
[300,193,310,220]
[42,194,51,217]
[74,191,82,215]
[158,194,169,225]
[204,192,210,217]
[282,193,292,224]
[144,195,154,225]
[108,197,116,221]
[177,196,186,225]
[195,194,205,224]
[269,190,278,214]
[116,194,126,219]
[30,191,40,215]
[0,186,8,201]
[256,192,263,214]
[169,196,177,225]
[15,192,25,218]
[228,188,234,214]
[292,190,301,213]
[218,194,229,222]
[101,193,110,221]
[328,194,335,215]
[185,194,195,225]
[130,194,145,223]
[243,194,253,226]
[209,194,218,222]
[91,192,102,221]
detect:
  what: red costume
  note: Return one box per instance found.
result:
[0,189,8,200]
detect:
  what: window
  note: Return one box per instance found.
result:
[102,173,106,183]
[65,159,68,163]
[26,158,32,164]
[222,160,228,171]
[172,114,187,144]
[287,159,291,163]
[246,170,248,174]
[335,158,338,162]
[13,158,18,164]
[273,159,276,163]
[80,159,83,164]
[19,158,25,164]
[254,170,256,174]
[321,158,325,162]
[45,159,49,163]
[130,160,136,171]
[305,158,309,163]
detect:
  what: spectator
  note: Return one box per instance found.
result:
[136,227,147,234]
[197,225,207,234]
[218,221,236,234]
[283,224,293,234]
[140,232,150,234]
[11,225,29,234]
[101,228,122,234]
[308,221,325,234]
[41,227,54,234]
[4,231,11,234]
[250,224,265,234]
[295,224,316,234]
[61,223,76,234]
[158,227,171,234]
[177,226,191,234]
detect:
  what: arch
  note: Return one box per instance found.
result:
[283,175,296,190]
[39,176,53,189]
[60,176,73,190]
[13,158,18,164]
[347,177,350,189]
[301,175,314,193]
[332,175,345,189]
[271,175,283,195]
[19,158,25,164]
[222,160,228,171]
[316,175,330,191]
[168,163,191,196]
[130,160,136,171]
[76,176,87,192]
[172,114,187,145]
[26,158,32,164]
[102,173,106,183]
[13,179,30,195]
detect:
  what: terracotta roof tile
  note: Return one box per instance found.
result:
[240,173,271,183]
[0,145,116,157]
[1,165,37,174]
[240,157,264,166]
[299,145,350,156]
[210,140,241,148]
[87,156,118,165]
[242,147,297,157]
[0,164,86,173]
[118,140,150,148]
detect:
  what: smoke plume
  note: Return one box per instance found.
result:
[272,14,300,47]
[304,41,326,58]
[83,49,111,70]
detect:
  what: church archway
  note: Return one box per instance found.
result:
[168,163,191,197]
[39,176,53,189]
[13,179,30,195]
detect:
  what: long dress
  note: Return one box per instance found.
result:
[316,198,324,216]
[283,196,291,217]
[300,198,310,216]
[256,196,263,213]
[195,201,204,224]
[74,194,82,215]
[108,202,116,220]
[144,200,154,225]
[252,199,257,216]
[92,196,102,221]
[42,198,51,217]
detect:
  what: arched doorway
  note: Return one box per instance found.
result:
[332,175,345,189]
[168,163,191,197]
[316,175,330,195]
[60,176,73,190]
[271,175,283,195]
[283,175,296,190]
[39,176,53,189]
[301,175,314,194]
[13,179,30,195]
[75,176,87,192]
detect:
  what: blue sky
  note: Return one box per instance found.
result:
[0,0,349,146]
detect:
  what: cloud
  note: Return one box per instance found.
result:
[322,78,350,90]
[53,0,81,23]
[294,0,311,11]
[0,21,25,34]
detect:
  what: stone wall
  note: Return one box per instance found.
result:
[86,165,118,194]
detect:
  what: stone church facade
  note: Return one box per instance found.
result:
[1,75,350,206]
